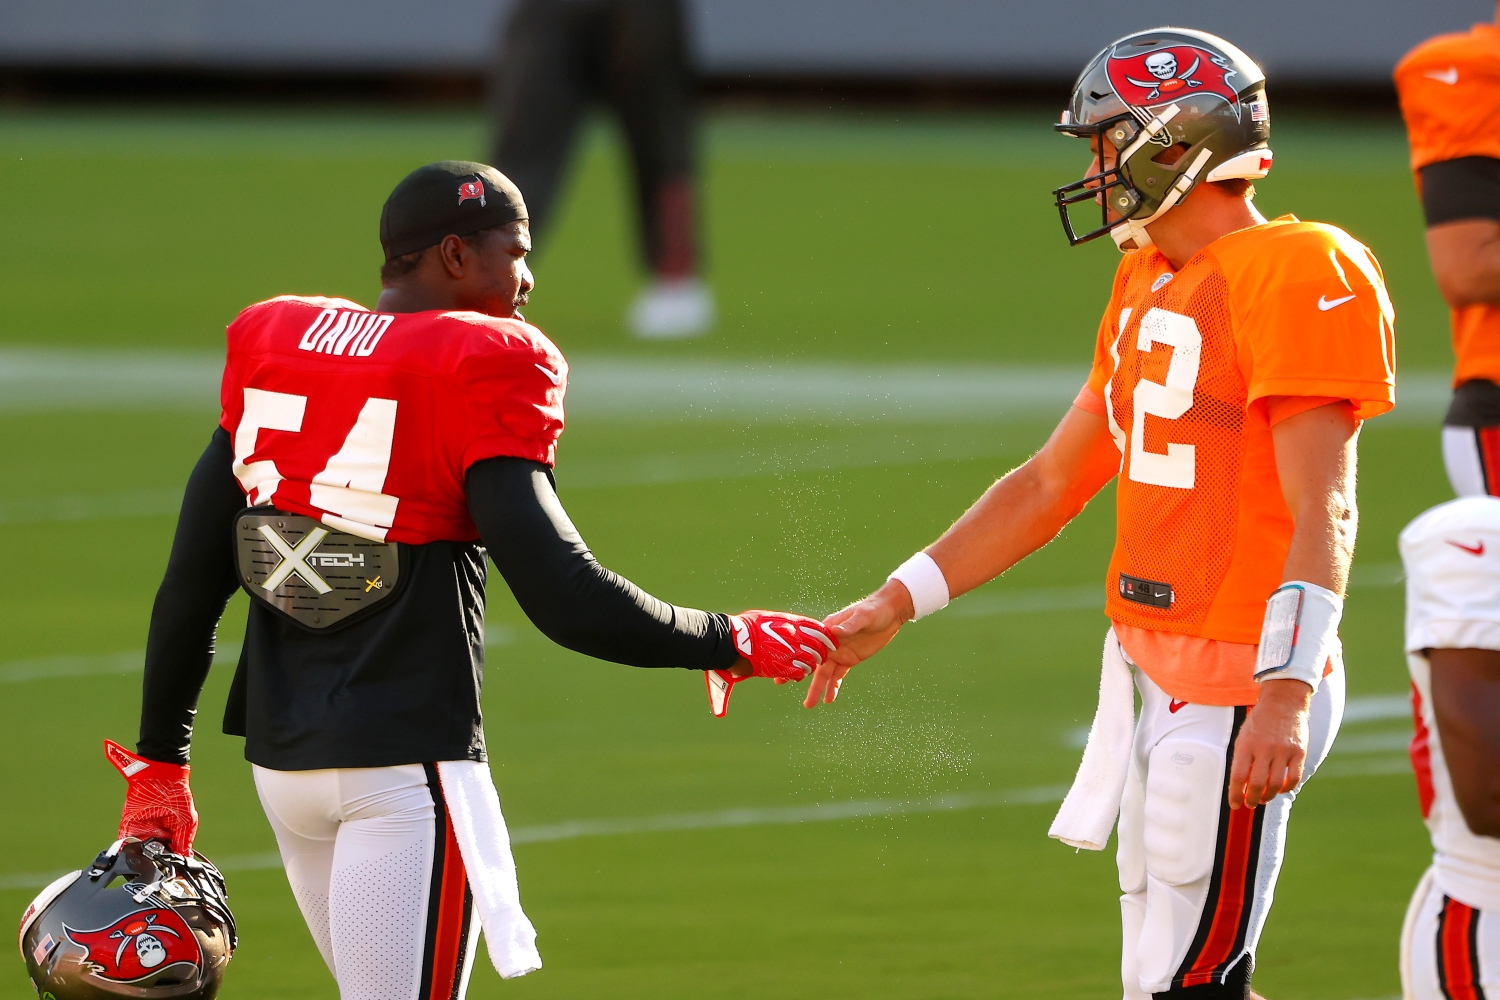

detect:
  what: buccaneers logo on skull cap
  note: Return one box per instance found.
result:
[1106,44,1239,108]
[63,907,202,984]
[457,178,487,207]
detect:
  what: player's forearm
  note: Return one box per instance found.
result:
[1428,647,1500,838]
[1271,402,1360,595]
[466,457,740,670]
[926,406,1118,599]
[1279,518,1355,595]
[926,460,1091,598]
[138,429,245,764]
[1426,222,1500,307]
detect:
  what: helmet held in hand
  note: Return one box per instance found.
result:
[18,838,236,999]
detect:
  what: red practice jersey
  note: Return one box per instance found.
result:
[219,295,567,544]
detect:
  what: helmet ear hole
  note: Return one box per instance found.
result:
[1211,178,1256,197]
[1151,143,1190,166]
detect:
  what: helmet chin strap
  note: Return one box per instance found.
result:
[1111,145,1215,252]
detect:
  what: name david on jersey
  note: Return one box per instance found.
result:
[298,308,395,358]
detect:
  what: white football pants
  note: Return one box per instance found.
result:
[1443,425,1500,498]
[1402,867,1500,1000]
[1117,656,1344,998]
[254,763,481,1000]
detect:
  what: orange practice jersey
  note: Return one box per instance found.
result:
[1086,217,1395,667]
[1395,25,1500,386]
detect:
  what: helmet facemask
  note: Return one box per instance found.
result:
[1053,104,1200,248]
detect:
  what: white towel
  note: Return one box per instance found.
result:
[1048,629,1136,851]
[436,760,543,979]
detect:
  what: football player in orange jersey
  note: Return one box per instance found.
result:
[1396,9,1500,497]
[806,28,1395,1000]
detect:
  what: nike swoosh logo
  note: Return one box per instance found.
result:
[1448,539,1485,556]
[534,363,563,385]
[1317,294,1356,311]
[760,620,797,653]
[1424,67,1459,85]
[1168,699,1188,714]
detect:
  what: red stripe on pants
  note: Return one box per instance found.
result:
[1180,804,1257,988]
[427,812,470,1000]
[1478,428,1500,496]
[1440,897,1484,1000]
[1410,682,1436,819]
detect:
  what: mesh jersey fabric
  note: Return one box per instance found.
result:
[1075,384,1341,429]
[1396,25,1500,386]
[1085,217,1394,660]
[1074,385,1337,705]
[219,295,567,545]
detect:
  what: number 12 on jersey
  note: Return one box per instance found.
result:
[1106,306,1203,490]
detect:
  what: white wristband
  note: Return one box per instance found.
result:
[1253,580,1343,693]
[888,552,950,620]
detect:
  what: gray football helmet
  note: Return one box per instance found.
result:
[1053,27,1273,249]
[18,839,236,999]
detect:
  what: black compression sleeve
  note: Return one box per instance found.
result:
[466,457,739,670]
[1421,156,1500,226]
[137,428,245,764]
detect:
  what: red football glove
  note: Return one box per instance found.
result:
[706,611,838,718]
[105,739,198,855]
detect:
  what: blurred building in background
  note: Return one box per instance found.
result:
[0,0,1488,88]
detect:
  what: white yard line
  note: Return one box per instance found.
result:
[507,784,1070,846]
[0,433,1021,526]
[0,565,1404,682]
[1062,693,1416,751]
[0,489,184,526]
[0,628,514,683]
[0,761,1414,892]
[0,349,1452,424]
[1344,694,1413,723]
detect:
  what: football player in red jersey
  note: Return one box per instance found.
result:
[110,160,836,997]
[805,29,1394,1000]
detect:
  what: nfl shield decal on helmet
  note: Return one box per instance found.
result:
[63,907,203,984]
[1106,45,1240,108]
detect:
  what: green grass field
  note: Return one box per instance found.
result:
[0,104,1458,999]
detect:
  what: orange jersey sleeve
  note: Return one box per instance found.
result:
[1395,26,1500,173]
[1215,221,1396,421]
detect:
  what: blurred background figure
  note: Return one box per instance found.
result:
[1395,7,1500,498]
[489,0,714,339]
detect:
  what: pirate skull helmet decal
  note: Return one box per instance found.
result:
[1144,51,1177,79]
[1052,27,1273,248]
[1106,41,1241,108]
[136,932,168,968]
[63,907,203,983]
